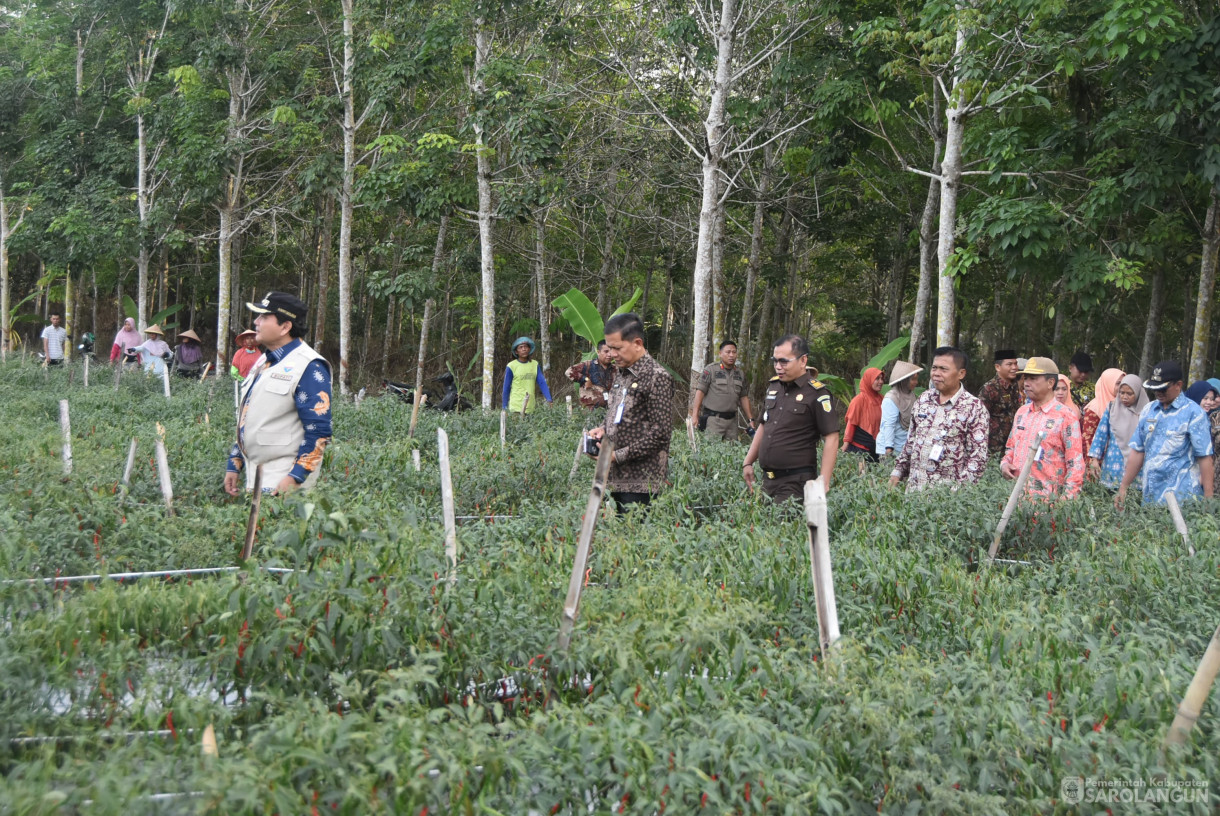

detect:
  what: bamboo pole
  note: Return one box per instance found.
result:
[412,449,420,472]
[804,477,841,658]
[558,439,614,651]
[199,362,212,381]
[2,565,296,586]
[520,392,530,417]
[569,431,586,479]
[409,298,433,438]
[154,437,174,516]
[83,355,89,387]
[161,365,171,399]
[240,464,264,561]
[120,438,138,494]
[201,724,218,758]
[438,428,458,583]
[408,392,427,438]
[1162,623,1220,754]
[566,395,572,416]
[114,361,122,391]
[685,415,698,452]
[1164,491,1195,557]
[988,430,1046,561]
[500,410,506,449]
[59,400,72,477]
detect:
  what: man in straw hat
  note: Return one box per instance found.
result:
[889,346,988,492]
[173,329,204,377]
[979,348,1022,456]
[230,328,260,381]
[1000,356,1085,501]
[876,360,921,458]
[1115,360,1214,509]
[224,292,332,496]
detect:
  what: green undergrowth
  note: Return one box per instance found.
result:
[0,359,1217,814]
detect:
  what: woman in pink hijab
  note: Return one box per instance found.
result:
[109,317,142,364]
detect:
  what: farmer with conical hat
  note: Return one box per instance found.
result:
[174,329,205,377]
[224,292,332,497]
[876,360,921,458]
[230,328,260,381]
[501,335,552,414]
[128,324,172,375]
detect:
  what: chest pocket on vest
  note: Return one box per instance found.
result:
[265,376,294,396]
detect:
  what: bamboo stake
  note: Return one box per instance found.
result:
[3,565,295,586]
[1164,491,1195,557]
[120,438,138,494]
[154,437,174,516]
[413,449,420,472]
[59,400,72,477]
[520,392,530,417]
[558,439,614,651]
[83,355,89,387]
[500,410,507,449]
[1162,623,1220,755]
[988,431,1046,561]
[161,365,171,399]
[409,298,433,438]
[685,415,698,453]
[804,477,841,657]
[438,428,458,584]
[566,395,572,416]
[114,361,122,391]
[569,432,586,479]
[201,724,218,758]
[240,465,264,561]
[199,362,212,381]
[408,392,427,438]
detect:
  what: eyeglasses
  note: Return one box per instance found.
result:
[770,356,804,366]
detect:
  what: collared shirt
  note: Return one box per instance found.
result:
[1087,408,1136,489]
[758,374,838,471]
[875,398,907,455]
[41,325,67,360]
[227,338,333,484]
[1070,380,1094,411]
[1002,400,1085,500]
[602,353,674,493]
[697,363,747,414]
[891,386,988,492]
[978,376,1022,455]
[1128,394,1214,504]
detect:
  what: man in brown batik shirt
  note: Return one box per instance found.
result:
[586,312,674,513]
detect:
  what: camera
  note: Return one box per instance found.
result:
[583,433,601,456]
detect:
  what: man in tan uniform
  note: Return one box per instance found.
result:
[223,292,332,495]
[742,335,839,503]
[690,340,755,441]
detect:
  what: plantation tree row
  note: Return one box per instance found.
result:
[0,0,1218,400]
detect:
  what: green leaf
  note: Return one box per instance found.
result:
[609,287,643,318]
[864,336,910,374]
[123,295,138,321]
[550,288,603,347]
[149,304,187,325]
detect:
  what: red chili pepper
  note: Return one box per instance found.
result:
[166,710,177,739]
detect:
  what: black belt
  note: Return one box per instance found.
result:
[701,409,736,420]
[761,466,817,480]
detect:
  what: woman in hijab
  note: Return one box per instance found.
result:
[1184,381,1220,496]
[875,361,920,458]
[840,367,884,463]
[1054,374,1081,425]
[128,324,172,375]
[1087,373,1149,489]
[1081,368,1123,454]
[109,317,142,364]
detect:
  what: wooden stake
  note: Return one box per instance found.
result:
[569,431,585,479]
[114,361,122,391]
[1161,623,1220,754]
[437,428,458,583]
[1164,491,1195,557]
[83,355,89,388]
[988,431,1046,561]
[520,392,530,417]
[685,415,698,453]
[558,439,614,651]
[500,410,507,449]
[201,724,218,758]
[59,400,73,477]
[120,438,138,494]
[240,464,264,561]
[566,395,572,416]
[154,437,174,516]
[804,477,840,658]
[199,362,212,381]
[408,392,427,438]
[410,297,434,438]
[161,365,171,399]
[412,449,420,472]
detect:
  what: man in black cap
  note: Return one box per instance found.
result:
[223,292,333,496]
[1067,351,1094,411]
[1115,360,1214,509]
[978,348,1021,456]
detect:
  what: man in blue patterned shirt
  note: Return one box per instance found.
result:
[223,292,333,495]
[1116,360,1214,509]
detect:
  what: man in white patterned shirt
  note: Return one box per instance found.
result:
[41,313,67,366]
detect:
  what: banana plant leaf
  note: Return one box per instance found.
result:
[551,288,603,347]
[609,287,642,318]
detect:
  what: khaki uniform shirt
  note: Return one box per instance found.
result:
[697,363,747,414]
[758,374,838,471]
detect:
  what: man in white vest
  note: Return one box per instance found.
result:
[223,292,333,496]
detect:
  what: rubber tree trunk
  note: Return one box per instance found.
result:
[690,0,736,387]
[935,28,967,349]
[472,18,496,410]
[315,195,334,348]
[711,195,727,348]
[739,151,769,354]
[1139,268,1166,378]
[0,174,23,351]
[1188,186,1220,382]
[336,0,357,395]
[534,212,550,373]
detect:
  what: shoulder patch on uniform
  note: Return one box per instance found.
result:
[810,378,824,388]
[769,375,780,381]
[817,394,831,402]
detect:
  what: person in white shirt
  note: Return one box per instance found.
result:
[41,313,68,365]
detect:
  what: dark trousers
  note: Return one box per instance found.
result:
[760,470,817,503]
[611,491,654,514]
[46,358,64,366]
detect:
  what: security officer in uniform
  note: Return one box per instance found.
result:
[742,334,839,502]
[690,340,755,441]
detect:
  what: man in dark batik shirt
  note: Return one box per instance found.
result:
[586,312,674,513]
[978,348,1022,456]
[1068,351,1095,411]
